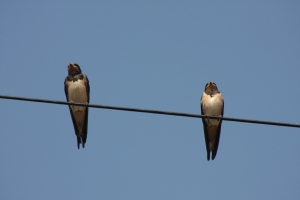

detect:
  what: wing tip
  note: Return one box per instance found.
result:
[76,136,86,149]
[77,136,80,149]
[207,151,218,161]
[212,150,217,160]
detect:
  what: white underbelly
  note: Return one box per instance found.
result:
[201,93,223,126]
[68,80,88,112]
[204,99,222,115]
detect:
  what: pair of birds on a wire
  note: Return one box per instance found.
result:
[64,63,224,161]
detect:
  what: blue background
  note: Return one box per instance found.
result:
[1,1,299,199]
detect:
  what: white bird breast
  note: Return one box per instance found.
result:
[68,80,88,112]
[201,92,223,126]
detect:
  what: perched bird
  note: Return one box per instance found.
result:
[200,82,224,160]
[64,63,90,149]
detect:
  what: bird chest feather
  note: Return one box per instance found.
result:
[68,80,88,112]
[201,92,223,126]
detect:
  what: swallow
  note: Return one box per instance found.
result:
[64,63,90,149]
[200,82,224,161]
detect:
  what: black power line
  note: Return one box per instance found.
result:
[0,94,299,128]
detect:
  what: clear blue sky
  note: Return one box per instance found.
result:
[1,1,299,199]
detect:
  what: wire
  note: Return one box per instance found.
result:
[0,94,299,128]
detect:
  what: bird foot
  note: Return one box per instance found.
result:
[218,115,222,121]
[205,114,210,122]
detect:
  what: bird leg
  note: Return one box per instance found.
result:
[69,101,74,108]
[218,115,222,122]
[205,114,210,122]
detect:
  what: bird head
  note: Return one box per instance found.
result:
[205,82,218,92]
[68,63,82,75]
